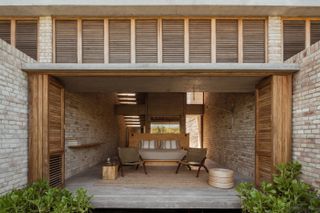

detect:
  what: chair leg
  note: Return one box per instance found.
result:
[142,162,147,175]
[136,164,139,170]
[176,163,182,174]
[119,164,124,177]
[204,165,209,173]
[186,165,192,171]
[196,165,202,177]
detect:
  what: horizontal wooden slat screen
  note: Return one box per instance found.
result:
[243,20,265,63]
[283,20,305,61]
[311,21,320,45]
[216,19,238,63]
[162,19,184,63]
[82,20,104,63]
[15,20,37,60]
[0,20,11,44]
[49,154,63,187]
[109,19,131,63]
[189,19,211,63]
[135,19,158,63]
[55,20,78,63]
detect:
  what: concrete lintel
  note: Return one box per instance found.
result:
[22,63,300,74]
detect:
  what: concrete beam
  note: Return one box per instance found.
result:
[22,63,300,77]
[1,1,320,16]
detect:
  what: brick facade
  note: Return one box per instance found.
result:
[203,93,255,180]
[0,39,35,195]
[268,16,283,63]
[286,41,320,188]
[38,16,53,63]
[65,92,119,179]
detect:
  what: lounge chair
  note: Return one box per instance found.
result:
[118,147,147,177]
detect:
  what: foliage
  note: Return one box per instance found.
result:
[0,180,92,213]
[236,162,320,213]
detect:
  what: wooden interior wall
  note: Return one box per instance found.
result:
[255,75,292,186]
[28,74,65,187]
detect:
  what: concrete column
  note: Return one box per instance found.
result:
[38,16,53,63]
[268,16,283,63]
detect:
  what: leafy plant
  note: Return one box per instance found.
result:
[236,162,320,213]
[0,180,93,213]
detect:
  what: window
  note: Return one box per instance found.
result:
[186,92,204,105]
[283,20,305,61]
[150,122,180,134]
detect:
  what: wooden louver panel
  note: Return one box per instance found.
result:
[55,20,77,63]
[16,20,37,60]
[135,19,158,63]
[0,20,11,44]
[48,80,64,153]
[162,19,184,63]
[189,19,211,63]
[216,19,238,63]
[49,154,63,187]
[109,19,131,63]
[283,20,305,61]
[255,78,273,185]
[243,20,265,63]
[311,21,320,45]
[82,20,104,63]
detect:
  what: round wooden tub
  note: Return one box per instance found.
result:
[208,168,234,189]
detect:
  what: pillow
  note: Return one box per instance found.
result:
[170,140,179,149]
[140,140,156,149]
[160,140,179,149]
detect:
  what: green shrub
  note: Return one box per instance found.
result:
[0,181,92,213]
[236,162,320,213]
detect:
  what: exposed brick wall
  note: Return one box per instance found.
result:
[203,93,255,180]
[0,39,35,195]
[65,92,119,179]
[268,16,283,63]
[286,41,320,188]
[38,16,53,63]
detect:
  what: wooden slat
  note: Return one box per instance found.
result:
[189,19,211,63]
[243,20,265,63]
[135,19,158,63]
[82,20,104,63]
[55,20,78,63]
[162,19,184,63]
[15,20,37,60]
[49,154,63,187]
[283,20,305,61]
[109,19,131,63]
[216,19,238,63]
[0,20,11,44]
[311,20,320,45]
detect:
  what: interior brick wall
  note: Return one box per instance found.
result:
[203,93,255,180]
[64,92,120,179]
[0,39,35,195]
[286,41,320,188]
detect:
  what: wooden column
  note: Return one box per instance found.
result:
[255,74,292,186]
[28,74,49,182]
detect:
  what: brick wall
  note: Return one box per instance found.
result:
[203,93,255,180]
[65,92,119,179]
[268,16,283,63]
[38,16,53,63]
[286,41,320,188]
[0,39,35,195]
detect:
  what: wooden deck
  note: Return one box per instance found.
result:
[65,162,245,209]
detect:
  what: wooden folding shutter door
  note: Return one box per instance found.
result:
[189,19,211,63]
[16,20,38,60]
[311,21,320,45]
[243,20,265,63]
[162,19,184,63]
[216,19,238,63]
[29,75,65,187]
[283,20,305,61]
[82,20,104,63]
[255,75,292,186]
[55,20,78,63]
[0,20,11,44]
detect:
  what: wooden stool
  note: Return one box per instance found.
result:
[102,163,118,180]
[208,168,234,189]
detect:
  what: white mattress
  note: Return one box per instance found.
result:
[139,149,187,160]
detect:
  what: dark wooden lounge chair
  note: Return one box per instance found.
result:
[118,147,147,177]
